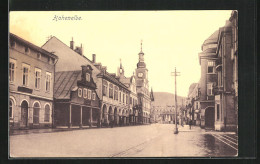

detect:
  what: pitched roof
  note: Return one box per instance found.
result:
[203,30,219,45]
[54,71,81,99]
[10,33,58,59]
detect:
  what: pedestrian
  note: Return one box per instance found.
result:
[189,119,192,130]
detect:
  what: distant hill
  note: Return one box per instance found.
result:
[152,92,186,107]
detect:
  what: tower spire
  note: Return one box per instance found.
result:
[120,58,122,69]
[140,39,143,52]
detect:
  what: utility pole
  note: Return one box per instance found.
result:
[171,67,180,134]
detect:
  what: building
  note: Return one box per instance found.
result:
[9,33,58,129]
[135,42,152,124]
[197,11,238,131]
[53,65,100,128]
[198,29,219,129]
[213,15,237,131]
[117,60,139,125]
[186,83,200,125]
[42,37,131,127]
[230,10,238,132]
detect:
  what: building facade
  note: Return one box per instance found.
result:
[198,30,219,129]
[196,11,238,131]
[54,65,100,128]
[214,18,237,131]
[118,61,139,125]
[9,33,58,129]
[135,43,152,124]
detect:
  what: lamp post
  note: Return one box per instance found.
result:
[171,67,180,134]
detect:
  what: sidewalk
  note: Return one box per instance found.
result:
[9,124,150,136]
[177,125,204,132]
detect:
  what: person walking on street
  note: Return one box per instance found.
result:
[189,119,192,130]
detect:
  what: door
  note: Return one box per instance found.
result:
[21,101,28,127]
[205,107,215,128]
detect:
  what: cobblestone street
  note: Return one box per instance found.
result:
[10,124,237,157]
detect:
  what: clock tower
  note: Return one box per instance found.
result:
[135,40,151,124]
[136,40,149,94]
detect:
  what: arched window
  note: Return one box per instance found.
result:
[44,104,50,122]
[9,100,13,118]
[33,102,40,124]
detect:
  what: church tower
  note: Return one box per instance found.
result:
[135,40,149,97]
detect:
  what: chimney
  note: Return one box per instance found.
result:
[70,37,74,49]
[92,54,96,63]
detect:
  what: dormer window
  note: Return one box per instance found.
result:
[78,88,82,97]
[25,47,30,54]
[37,53,41,59]
[10,40,16,48]
[86,73,90,82]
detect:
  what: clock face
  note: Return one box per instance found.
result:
[138,73,143,77]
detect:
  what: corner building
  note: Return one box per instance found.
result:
[9,33,58,129]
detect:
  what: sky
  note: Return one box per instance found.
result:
[9,10,232,97]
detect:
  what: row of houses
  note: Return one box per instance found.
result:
[9,33,154,129]
[186,11,238,132]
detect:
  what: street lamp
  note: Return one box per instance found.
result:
[171,67,180,134]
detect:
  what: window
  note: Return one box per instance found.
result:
[86,73,90,82]
[103,81,108,96]
[218,71,223,86]
[46,72,51,92]
[35,68,41,89]
[92,92,96,100]
[109,84,113,98]
[22,64,30,86]
[83,88,87,98]
[207,83,213,96]
[78,88,82,97]
[25,47,30,54]
[114,86,118,100]
[9,59,15,83]
[126,95,128,104]
[88,90,92,99]
[119,91,121,102]
[130,97,132,105]
[37,53,41,59]
[207,61,215,73]
[216,104,220,120]
[44,104,50,122]
[9,100,13,118]
[123,93,125,104]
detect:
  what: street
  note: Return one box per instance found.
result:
[10,124,237,157]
